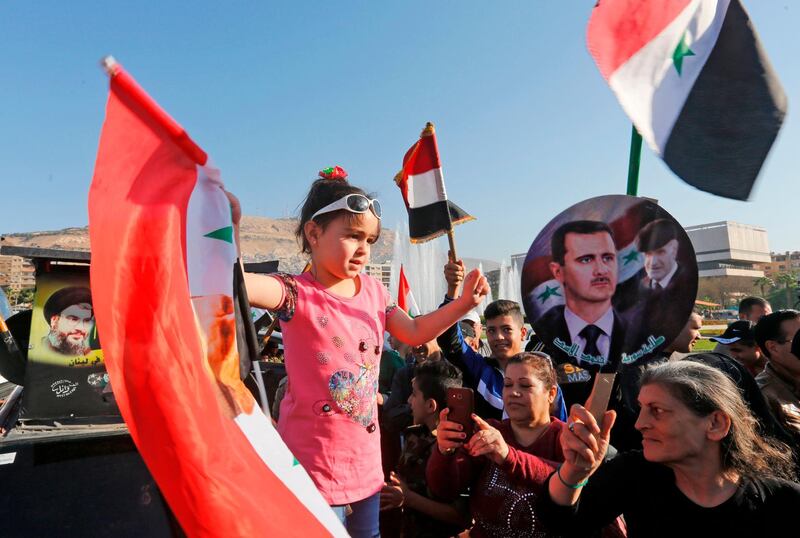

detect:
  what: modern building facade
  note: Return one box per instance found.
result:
[684,221,769,278]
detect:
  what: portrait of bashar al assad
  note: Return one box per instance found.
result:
[42,286,94,356]
[522,195,698,371]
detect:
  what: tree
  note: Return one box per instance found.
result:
[17,288,34,306]
[774,272,799,309]
[753,276,775,297]
[0,286,35,309]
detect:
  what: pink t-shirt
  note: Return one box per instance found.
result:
[275,272,397,505]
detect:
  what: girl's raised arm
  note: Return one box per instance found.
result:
[226,189,284,309]
[244,273,285,310]
[388,269,489,346]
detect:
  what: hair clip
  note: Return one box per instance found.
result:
[319,166,348,181]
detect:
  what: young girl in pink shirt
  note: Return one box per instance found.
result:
[227,167,488,537]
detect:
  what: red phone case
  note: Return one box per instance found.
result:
[446,387,475,439]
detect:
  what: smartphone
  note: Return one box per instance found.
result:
[446,387,475,439]
[584,373,616,426]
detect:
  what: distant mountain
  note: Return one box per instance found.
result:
[2,216,395,274]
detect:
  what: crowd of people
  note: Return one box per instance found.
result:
[225,170,800,537]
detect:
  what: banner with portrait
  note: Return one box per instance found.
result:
[522,195,697,390]
[21,268,119,420]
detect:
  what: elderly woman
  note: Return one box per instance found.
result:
[426,352,582,537]
[540,361,800,537]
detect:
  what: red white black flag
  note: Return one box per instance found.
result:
[587,0,787,200]
[395,123,474,243]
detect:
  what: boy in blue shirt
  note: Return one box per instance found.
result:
[438,260,567,421]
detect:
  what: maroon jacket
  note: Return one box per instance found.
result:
[426,419,564,538]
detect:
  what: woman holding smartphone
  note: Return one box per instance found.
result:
[540,360,799,537]
[425,352,565,537]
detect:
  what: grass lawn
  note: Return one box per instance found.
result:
[693,339,716,352]
[700,328,725,337]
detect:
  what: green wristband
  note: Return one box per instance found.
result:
[556,463,589,489]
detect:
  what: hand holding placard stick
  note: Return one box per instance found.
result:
[566,373,616,471]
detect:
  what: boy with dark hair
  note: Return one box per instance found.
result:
[380,360,467,537]
[437,262,567,421]
[483,300,524,326]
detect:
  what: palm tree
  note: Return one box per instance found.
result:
[753,276,774,297]
[775,272,798,309]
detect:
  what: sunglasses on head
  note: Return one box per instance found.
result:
[311,193,382,221]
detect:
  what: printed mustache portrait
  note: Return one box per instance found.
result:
[522,195,697,382]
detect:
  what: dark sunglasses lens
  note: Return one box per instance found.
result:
[371,199,382,218]
[347,195,370,213]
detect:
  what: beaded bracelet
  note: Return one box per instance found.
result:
[556,463,589,489]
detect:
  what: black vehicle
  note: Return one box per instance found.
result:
[0,246,182,537]
[0,245,287,537]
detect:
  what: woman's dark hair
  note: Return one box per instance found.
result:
[640,361,796,481]
[506,351,556,389]
[295,177,381,254]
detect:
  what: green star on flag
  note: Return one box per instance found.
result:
[622,250,640,265]
[537,285,561,303]
[204,226,234,243]
[672,32,695,75]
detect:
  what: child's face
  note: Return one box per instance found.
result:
[311,212,380,281]
[485,315,527,361]
[408,378,433,425]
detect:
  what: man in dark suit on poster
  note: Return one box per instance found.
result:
[635,219,696,343]
[536,221,627,396]
[639,219,689,294]
[537,220,657,449]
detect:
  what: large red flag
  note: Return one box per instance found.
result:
[88,58,345,537]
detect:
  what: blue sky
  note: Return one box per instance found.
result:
[1,1,798,262]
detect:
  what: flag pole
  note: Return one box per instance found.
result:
[425,121,459,263]
[0,312,23,367]
[446,230,458,263]
[626,125,643,196]
[99,55,208,166]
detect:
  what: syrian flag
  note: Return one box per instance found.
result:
[397,265,421,317]
[88,57,346,537]
[588,0,787,200]
[395,122,474,243]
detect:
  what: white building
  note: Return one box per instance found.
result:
[684,221,769,278]
[363,263,392,290]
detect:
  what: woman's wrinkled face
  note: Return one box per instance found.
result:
[635,383,712,464]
